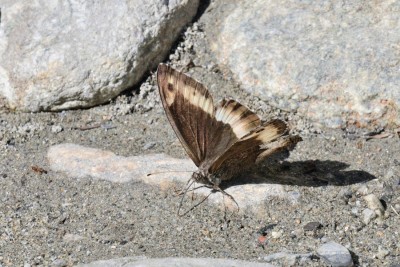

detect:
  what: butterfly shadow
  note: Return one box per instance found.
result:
[222,151,376,188]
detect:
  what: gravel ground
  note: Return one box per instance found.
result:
[1,8,399,267]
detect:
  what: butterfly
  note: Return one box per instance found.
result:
[157,64,301,196]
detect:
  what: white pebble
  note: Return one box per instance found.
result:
[51,125,63,133]
[364,194,385,217]
[362,208,377,224]
[271,230,282,239]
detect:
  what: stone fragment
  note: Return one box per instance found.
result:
[303,222,322,231]
[263,251,312,266]
[47,144,296,214]
[362,208,377,225]
[317,241,353,267]
[364,194,385,217]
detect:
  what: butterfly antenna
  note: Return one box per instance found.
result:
[147,170,193,176]
[177,178,195,216]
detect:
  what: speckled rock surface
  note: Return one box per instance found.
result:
[0,0,199,111]
[206,0,400,129]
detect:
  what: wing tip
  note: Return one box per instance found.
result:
[157,63,171,79]
[157,62,168,70]
[285,135,303,148]
[265,119,287,135]
[255,134,302,163]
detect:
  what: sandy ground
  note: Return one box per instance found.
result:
[1,2,399,266]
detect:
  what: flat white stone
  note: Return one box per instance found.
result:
[47,144,293,213]
[75,257,276,267]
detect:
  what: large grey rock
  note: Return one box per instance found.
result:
[75,257,276,267]
[208,0,400,129]
[0,0,199,111]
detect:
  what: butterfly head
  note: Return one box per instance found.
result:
[192,170,221,187]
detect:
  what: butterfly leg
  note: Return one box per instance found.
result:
[177,178,213,216]
[177,189,213,217]
[174,183,210,196]
[213,185,240,213]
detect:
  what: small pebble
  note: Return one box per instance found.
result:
[357,185,369,196]
[362,208,377,224]
[351,207,359,215]
[271,231,282,239]
[51,125,63,133]
[317,241,353,267]
[291,229,303,238]
[364,194,385,217]
[51,259,67,267]
[303,221,322,231]
[143,142,156,150]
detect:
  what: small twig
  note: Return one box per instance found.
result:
[73,124,101,131]
[72,123,116,131]
[390,205,399,216]
[365,132,391,141]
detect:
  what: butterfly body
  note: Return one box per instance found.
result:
[157,64,301,189]
[192,169,221,187]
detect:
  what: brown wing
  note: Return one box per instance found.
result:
[157,64,294,174]
[209,119,301,181]
[203,99,262,165]
[256,135,302,164]
[158,64,239,166]
[215,99,261,138]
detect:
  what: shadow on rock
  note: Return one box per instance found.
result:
[223,152,376,188]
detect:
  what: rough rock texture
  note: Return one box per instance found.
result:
[207,0,400,129]
[0,0,199,111]
[1,1,400,266]
[262,251,313,266]
[75,257,275,267]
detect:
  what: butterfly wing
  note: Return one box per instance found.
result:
[215,99,261,139]
[209,119,302,181]
[203,98,262,165]
[158,64,239,167]
[157,63,301,182]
